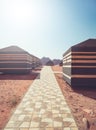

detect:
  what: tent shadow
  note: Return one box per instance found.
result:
[0,72,40,80]
[72,85,96,100]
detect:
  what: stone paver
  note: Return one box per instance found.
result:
[4,66,78,130]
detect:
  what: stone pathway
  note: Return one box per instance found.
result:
[4,66,78,130]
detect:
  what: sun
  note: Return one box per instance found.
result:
[12,4,32,21]
[4,0,40,26]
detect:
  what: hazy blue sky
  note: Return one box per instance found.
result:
[0,0,96,59]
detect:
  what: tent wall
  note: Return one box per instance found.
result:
[0,53,32,74]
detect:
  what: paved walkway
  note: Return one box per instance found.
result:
[4,66,78,130]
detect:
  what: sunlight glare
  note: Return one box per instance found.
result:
[4,0,42,27]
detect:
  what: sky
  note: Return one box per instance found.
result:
[0,0,96,59]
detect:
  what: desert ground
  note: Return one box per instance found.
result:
[52,65,96,130]
[0,66,96,130]
[0,69,40,130]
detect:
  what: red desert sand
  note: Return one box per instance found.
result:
[0,69,40,130]
[52,65,96,130]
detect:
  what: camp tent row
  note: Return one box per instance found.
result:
[0,46,41,74]
[63,39,96,87]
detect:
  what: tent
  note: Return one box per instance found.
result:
[0,46,32,74]
[63,39,96,87]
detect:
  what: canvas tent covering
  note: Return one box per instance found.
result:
[63,39,96,87]
[0,46,40,74]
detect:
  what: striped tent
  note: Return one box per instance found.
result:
[0,46,32,74]
[63,39,96,87]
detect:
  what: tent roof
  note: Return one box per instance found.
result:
[0,46,28,54]
[63,39,96,56]
[72,39,96,48]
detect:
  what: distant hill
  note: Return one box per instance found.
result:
[46,60,54,66]
[41,57,61,65]
[41,57,51,65]
[53,59,61,65]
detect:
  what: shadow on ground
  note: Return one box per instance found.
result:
[72,86,96,100]
[0,70,42,80]
[0,73,40,80]
[56,73,96,100]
